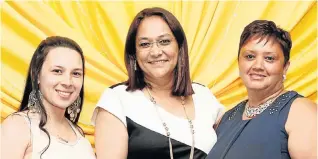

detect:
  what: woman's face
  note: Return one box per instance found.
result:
[238,36,289,92]
[135,16,179,81]
[38,47,84,110]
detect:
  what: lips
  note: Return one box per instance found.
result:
[249,73,266,80]
[148,60,168,64]
[56,90,72,98]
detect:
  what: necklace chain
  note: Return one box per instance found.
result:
[57,135,69,143]
[146,87,194,159]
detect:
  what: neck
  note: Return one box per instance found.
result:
[247,86,284,107]
[144,74,174,96]
[42,101,68,125]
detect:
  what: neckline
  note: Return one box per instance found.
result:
[18,112,82,146]
[240,91,292,121]
[137,89,198,122]
[50,119,81,146]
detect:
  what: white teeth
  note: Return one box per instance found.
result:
[57,91,71,97]
[151,60,166,64]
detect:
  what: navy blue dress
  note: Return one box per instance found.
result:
[207,91,302,159]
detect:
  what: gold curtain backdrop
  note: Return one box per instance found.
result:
[1,1,317,146]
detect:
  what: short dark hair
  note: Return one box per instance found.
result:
[238,20,292,65]
[124,7,194,96]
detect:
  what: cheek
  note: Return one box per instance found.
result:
[39,76,56,88]
[238,61,248,73]
[73,78,83,90]
[267,64,284,75]
[165,50,178,63]
[136,52,148,64]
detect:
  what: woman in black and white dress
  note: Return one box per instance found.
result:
[92,7,224,159]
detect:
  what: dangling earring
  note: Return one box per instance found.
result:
[283,75,286,81]
[67,97,81,122]
[134,60,137,71]
[28,90,41,113]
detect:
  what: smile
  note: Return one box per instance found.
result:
[148,60,168,64]
[56,90,72,98]
[249,73,266,80]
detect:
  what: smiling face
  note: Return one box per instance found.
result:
[38,47,84,110]
[238,36,289,92]
[135,16,179,81]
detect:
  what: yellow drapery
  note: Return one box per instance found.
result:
[1,1,317,146]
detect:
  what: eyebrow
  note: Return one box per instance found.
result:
[243,50,276,54]
[137,33,172,40]
[52,65,83,71]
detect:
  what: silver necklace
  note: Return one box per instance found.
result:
[146,87,195,159]
[245,98,275,118]
[57,135,69,143]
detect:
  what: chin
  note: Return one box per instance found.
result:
[245,84,268,91]
[243,81,268,91]
[150,72,169,78]
[53,102,73,110]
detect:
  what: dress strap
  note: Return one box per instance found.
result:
[66,119,82,139]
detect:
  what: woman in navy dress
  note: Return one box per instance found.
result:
[207,20,317,159]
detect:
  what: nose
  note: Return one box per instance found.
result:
[61,74,73,87]
[252,57,264,70]
[149,43,163,57]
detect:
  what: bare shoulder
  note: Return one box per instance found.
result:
[1,113,33,158]
[290,97,317,117]
[2,112,31,136]
[286,97,317,131]
[1,112,31,147]
[286,97,317,158]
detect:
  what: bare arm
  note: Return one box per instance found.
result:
[1,114,31,159]
[94,108,128,159]
[213,111,224,130]
[286,98,317,159]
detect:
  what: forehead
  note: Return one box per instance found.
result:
[43,47,83,68]
[241,36,283,54]
[136,16,173,38]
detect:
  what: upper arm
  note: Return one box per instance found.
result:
[214,111,225,129]
[94,108,128,159]
[202,86,225,126]
[1,114,31,159]
[91,88,128,159]
[286,98,317,159]
[208,89,225,125]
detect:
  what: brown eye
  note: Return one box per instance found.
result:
[139,42,151,48]
[265,56,275,61]
[245,54,255,60]
[159,39,171,46]
[52,69,62,74]
[73,72,82,77]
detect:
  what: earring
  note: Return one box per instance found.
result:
[28,90,41,113]
[283,75,286,81]
[134,60,137,71]
[67,97,81,122]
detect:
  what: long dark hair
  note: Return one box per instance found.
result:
[124,7,194,96]
[18,36,85,157]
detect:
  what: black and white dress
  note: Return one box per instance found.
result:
[92,83,224,159]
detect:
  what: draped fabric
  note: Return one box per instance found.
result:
[1,1,317,146]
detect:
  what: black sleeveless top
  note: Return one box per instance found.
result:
[207,91,302,159]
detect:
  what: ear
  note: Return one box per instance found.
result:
[283,61,290,76]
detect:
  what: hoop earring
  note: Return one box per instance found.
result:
[67,97,81,122]
[28,90,41,113]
